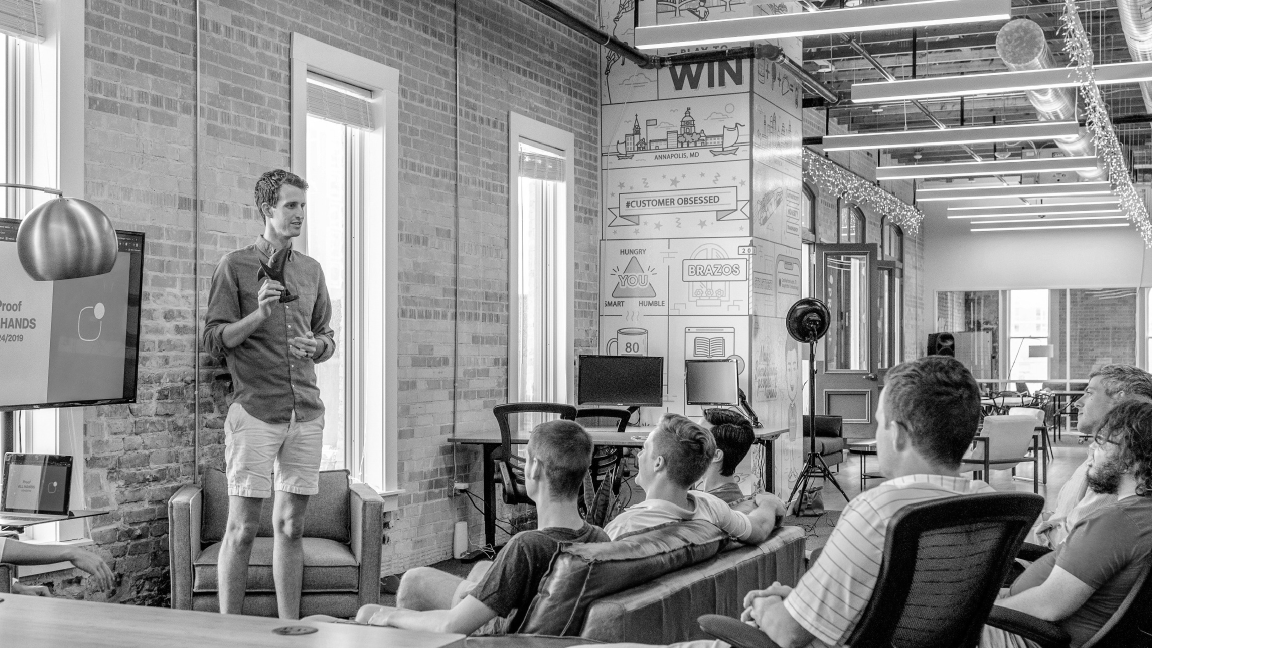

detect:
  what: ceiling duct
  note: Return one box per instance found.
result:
[1116,0,1152,111]
[995,18,1104,180]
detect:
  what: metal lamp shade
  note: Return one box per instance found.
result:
[16,198,119,281]
[786,297,831,343]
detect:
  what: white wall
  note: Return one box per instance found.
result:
[921,200,1152,338]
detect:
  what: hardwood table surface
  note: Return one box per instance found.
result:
[0,593,463,647]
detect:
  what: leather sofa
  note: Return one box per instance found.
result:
[509,521,805,644]
[168,468,382,617]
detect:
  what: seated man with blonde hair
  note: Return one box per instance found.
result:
[605,413,785,543]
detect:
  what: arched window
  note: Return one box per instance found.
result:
[838,199,865,244]
[802,184,816,243]
[881,220,903,260]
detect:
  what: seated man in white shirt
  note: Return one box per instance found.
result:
[0,535,115,596]
[1035,365,1150,548]
[737,356,995,647]
[604,413,785,543]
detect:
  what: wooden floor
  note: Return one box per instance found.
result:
[819,432,1090,514]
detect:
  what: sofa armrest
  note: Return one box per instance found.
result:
[349,481,384,607]
[167,484,203,610]
[986,605,1071,647]
[697,615,780,648]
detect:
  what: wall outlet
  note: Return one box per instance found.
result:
[453,481,470,494]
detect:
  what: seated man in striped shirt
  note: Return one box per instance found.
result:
[739,356,994,647]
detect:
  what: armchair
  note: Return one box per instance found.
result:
[803,414,845,471]
[697,492,1044,647]
[168,468,382,617]
[987,564,1151,647]
[963,414,1044,493]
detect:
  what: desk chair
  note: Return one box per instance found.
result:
[988,564,1151,647]
[696,492,1044,647]
[963,415,1044,493]
[1007,407,1053,461]
[492,403,578,506]
[574,407,630,491]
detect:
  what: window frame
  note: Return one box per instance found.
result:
[837,198,865,244]
[290,33,399,498]
[2,0,88,553]
[507,112,574,404]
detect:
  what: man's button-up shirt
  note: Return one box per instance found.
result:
[203,236,335,424]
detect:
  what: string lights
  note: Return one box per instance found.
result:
[1060,0,1152,246]
[803,148,923,235]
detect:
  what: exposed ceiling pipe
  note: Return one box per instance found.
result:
[840,37,985,163]
[1115,0,1152,112]
[515,0,835,105]
[995,18,1105,179]
[757,44,839,105]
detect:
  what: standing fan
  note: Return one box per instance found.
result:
[785,298,850,512]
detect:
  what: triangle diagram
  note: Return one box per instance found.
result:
[613,256,657,298]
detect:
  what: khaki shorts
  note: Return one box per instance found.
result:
[224,402,324,498]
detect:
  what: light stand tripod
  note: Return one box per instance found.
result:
[785,299,849,514]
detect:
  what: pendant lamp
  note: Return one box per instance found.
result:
[3,183,118,281]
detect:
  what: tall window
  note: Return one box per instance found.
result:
[3,15,89,545]
[291,35,399,494]
[1008,289,1049,390]
[1146,287,1157,371]
[304,78,369,471]
[838,200,865,244]
[508,113,573,414]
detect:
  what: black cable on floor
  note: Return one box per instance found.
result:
[463,489,516,537]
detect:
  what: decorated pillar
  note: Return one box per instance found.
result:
[598,0,805,494]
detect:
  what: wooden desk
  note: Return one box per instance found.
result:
[0,592,463,647]
[448,425,787,546]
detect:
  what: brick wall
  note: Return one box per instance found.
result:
[800,108,926,362]
[25,0,601,605]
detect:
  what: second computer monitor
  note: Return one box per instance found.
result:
[685,359,739,406]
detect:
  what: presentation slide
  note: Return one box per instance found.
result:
[0,219,142,409]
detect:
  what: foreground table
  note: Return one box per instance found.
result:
[0,593,463,647]
[449,424,787,546]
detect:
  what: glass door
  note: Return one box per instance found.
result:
[813,244,881,439]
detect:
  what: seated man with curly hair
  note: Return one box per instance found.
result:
[983,397,1152,648]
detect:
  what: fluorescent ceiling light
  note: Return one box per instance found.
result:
[971,223,1130,232]
[948,202,1121,217]
[916,181,1113,201]
[878,156,1099,180]
[969,215,1129,224]
[635,0,1011,50]
[823,121,1078,152]
[847,61,1152,104]
[948,199,1120,209]
[952,209,1125,220]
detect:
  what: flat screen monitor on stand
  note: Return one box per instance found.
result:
[685,359,739,407]
[577,356,665,414]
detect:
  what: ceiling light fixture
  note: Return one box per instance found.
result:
[823,121,1078,152]
[915,181,1113,201]
[846,61,1152,104]
[634,0,1011,50]
[971,223,1130,232]
[950,208,1126,220]
[877,156,1100,180]
[948,202,1121,217]
[967,215,1129,224]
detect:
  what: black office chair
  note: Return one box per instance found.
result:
[988,564,1151,647]
[803,414,845,472]
[697,492,1044,647]
[491,402,578,506]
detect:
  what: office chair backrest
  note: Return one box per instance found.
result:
[970,415,1039,464]
[803,414,843,438]
[843,492,1044,647]
[492,402,578,460]
[1085,564,1152,648]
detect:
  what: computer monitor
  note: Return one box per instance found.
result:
[577,355,664,406]
[0,219,145,411]
[685,359,739,406]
